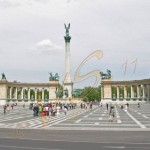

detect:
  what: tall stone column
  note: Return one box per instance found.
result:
[137,85,141,99]
[10,87,12,99]
[117,86,119,100]
[143,85,146,100]
[124,86,127,99]
[42,88,44,100]
[131,85,134,99]
[63,23,73,99]
[15,87,18,99]
[35,88,37,100]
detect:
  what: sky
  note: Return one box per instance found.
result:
[0,0,149,88]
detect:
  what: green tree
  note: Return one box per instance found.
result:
[81,86,101,102]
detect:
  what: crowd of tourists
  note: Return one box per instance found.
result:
[29,102,77,117]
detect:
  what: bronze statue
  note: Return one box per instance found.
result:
[49,72,59,81]
[1,73,6,80]
[64,88,68,98]
[55,85,63,98]
[100,69,111,79]
[64,23,70,37]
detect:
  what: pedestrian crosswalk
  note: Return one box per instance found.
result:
[0,107,89,129]
[1,104,150,130]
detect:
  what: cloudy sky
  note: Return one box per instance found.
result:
[0,0,149,88]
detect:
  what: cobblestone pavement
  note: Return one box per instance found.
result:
[0,104,150,130]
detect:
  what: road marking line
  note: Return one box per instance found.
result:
[0,144,61,150]
[115,106,122,124]
[126,111,146,128]
[143,115,148,119]
[95,122,99,125]
[75,119,81,123]
[83,115,88,118]
[117,120,122,123]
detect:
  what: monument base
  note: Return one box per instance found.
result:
[63,82,73,99]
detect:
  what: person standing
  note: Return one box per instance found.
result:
[64,107,67,115]
[11,104,14,110]
[4,105,7,114]
[23,103,25,109]
[106,103,109,110]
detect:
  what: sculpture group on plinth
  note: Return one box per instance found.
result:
[49,72,59,81]
[100,69,111,79]
[1,73,6,80]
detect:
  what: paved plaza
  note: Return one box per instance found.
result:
[1,103,150,130]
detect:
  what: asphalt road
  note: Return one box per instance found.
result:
[0,128,150,150]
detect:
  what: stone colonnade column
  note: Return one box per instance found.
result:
[35,88,37,100]
[143,85,146,100]
[42,88,44,100]
[131,85,134,99]
[10,87,12,99]
[137,85,141,99]
[124,86,127,99]
[117,86,119,100]
[15,87,18,99]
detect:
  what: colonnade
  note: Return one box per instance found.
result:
[7,87,52,100]
[101,79,150,102]
[111,84,150,101]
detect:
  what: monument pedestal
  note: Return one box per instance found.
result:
[63,82,73,99]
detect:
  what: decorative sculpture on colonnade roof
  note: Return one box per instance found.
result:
[49,72,59,81]
[1,73,6,80]
[100,69,111,79]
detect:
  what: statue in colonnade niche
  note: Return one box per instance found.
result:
[112,93,116,99]
[45,95,48,100]
[120,93,123,99]
[31,95,34,100]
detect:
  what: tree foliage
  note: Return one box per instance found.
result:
[81,86,101,102]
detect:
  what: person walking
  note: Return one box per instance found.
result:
[64,107,67,115]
